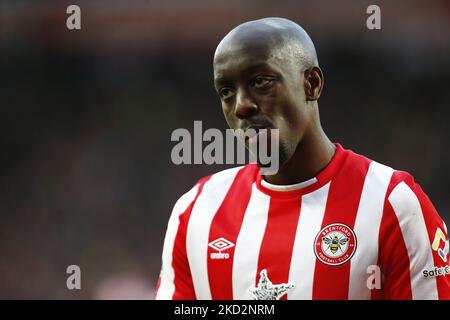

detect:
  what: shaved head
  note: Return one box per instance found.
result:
[215,17,319,74]
[213,18,327,180]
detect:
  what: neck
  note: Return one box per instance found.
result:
[263,124,335,185]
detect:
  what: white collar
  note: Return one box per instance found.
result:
[260,176,318,191]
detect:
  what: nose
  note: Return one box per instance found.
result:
[234,89,258,119]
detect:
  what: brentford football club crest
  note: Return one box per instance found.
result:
[314,223,357,266]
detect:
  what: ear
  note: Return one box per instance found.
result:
[303,66,324,101]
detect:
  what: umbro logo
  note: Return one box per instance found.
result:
[208,237,234,260]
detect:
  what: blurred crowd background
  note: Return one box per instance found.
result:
[0,0,449,299]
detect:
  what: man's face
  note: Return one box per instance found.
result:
[214,42,312,167]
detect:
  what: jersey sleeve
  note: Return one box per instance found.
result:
[154,183,202,300]
[377,171,450,300]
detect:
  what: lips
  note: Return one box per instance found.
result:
[242,122,272,132]
[241,124,272,145]
[244,125,267,133]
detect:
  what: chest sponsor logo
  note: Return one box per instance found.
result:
[314,223,357,266]
[208,237,234,260]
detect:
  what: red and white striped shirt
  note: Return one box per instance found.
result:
[155,143,450,300]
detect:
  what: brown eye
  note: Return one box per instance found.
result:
[253,76,274,89]
[219,88,235,100]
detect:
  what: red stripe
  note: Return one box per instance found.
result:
[207,165,259,299]
[256,196,302,300]
[312,152,371,299]
[171,176,211,299]
[373,171,412,299]
[378,200,413,299]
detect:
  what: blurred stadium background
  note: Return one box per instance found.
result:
[0,0,449,299]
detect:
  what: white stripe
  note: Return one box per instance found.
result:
[388,182,438,300]
[232,184,271,299]
[155,184,200,300]
[186,167,243,299]
[288,182,330,299]
[348,161,394,299]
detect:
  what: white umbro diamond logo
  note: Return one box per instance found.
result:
[208,237,234,259]
[209,237,234,251]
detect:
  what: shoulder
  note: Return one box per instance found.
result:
[350,145,440,227]
[347,147,444,240]
[343,145,433,214]
[172,164,258,213]
[385,169,442,228]
[339,145,396,186]
[341,144,420,189]
[376,163,434,219]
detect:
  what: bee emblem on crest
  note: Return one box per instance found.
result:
[314,223,357,266]
[322,234,349,255]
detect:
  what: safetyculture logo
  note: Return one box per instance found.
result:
[432,227,449,263]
